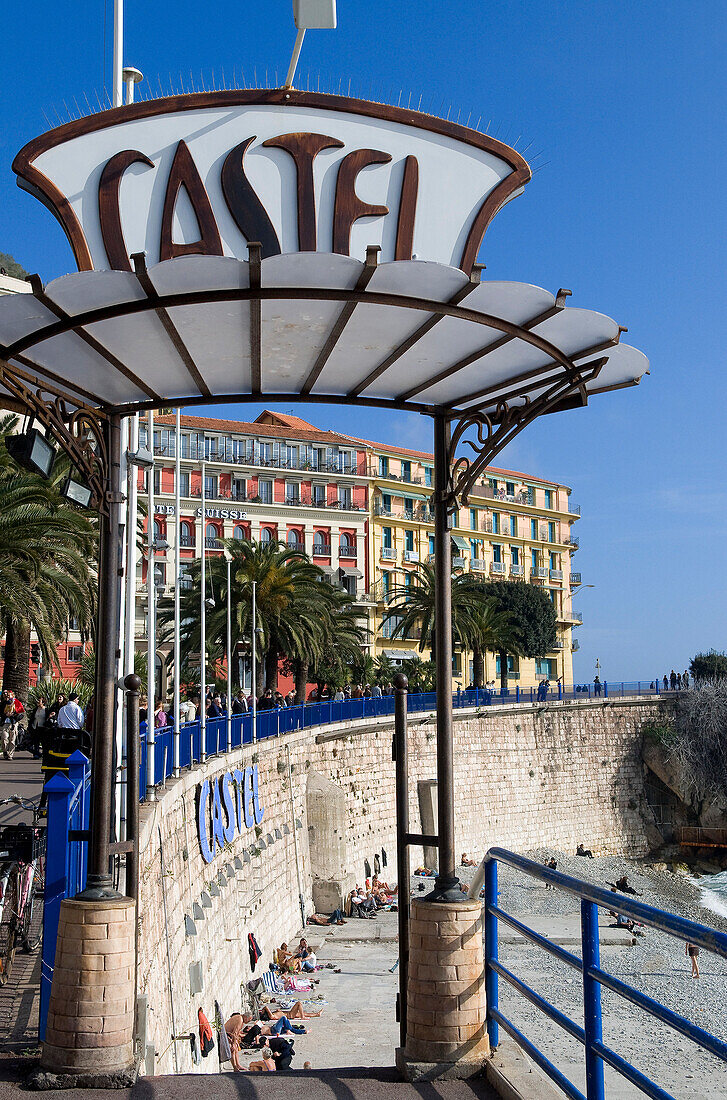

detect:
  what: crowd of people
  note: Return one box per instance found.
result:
[662,670,690,691]
[1,688,92,760]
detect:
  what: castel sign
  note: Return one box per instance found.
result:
[197,764,265,864]
[13,90,530,275]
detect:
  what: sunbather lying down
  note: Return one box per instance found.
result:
[259,1001,322,1020]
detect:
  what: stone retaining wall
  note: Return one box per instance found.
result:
[137,697,658,1075]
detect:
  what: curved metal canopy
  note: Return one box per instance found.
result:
[0,252,647,419]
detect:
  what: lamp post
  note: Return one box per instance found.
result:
[223,549,233,752]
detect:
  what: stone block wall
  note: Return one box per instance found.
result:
[137,697,658,1074]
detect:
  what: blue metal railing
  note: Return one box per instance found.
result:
[137,680,667,799]
[40,750,91,1041]
[483,848,727,1100]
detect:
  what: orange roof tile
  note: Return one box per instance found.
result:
[154,413,360,449]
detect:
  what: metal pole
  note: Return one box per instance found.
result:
[124,674,140,902]
[123,414,138,681]
[145,411,156,801]
[252,580,257,743]
[429,415,463,900]
[112,0,123,108]
[226,555,232,752]
[581,899,605,1100]
[200,456,206,762]
[393,672,410,1047]
[484,859,499,1049]
[82,414,124,897]
[284,27,306,89]
[173,408,181,777]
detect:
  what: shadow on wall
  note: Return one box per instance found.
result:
[306,770,354,912]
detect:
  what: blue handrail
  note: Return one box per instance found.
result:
[483,848,727,1100]
[138,679,668,800]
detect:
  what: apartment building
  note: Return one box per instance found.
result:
[363,440,581,687]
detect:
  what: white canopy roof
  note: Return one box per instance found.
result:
[0,253,647,419]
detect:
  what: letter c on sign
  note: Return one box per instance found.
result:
[197,779,214,863]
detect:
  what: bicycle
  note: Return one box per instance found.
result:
[0,797,46,985]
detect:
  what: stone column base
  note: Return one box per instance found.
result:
[41,896,136,1078]
[399,897,489,1079]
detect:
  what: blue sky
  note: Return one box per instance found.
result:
[1,1,724,681]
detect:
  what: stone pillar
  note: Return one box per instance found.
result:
[40,896,136,1084]
[397,897,489,1081]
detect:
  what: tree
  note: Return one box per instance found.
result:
[381,561,485,656]
[0,252,29,280]
[81,647,148,693]
[689,651,727,681]
[481,581,558,696]
[0,418,96,701]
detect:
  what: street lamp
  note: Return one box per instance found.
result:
[285,0,336,89]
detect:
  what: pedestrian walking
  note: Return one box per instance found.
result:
[685,942,700,978]
[57,692,84,729]
[683,670,689,689]
[594,676,602,697]
[670,670,677,690]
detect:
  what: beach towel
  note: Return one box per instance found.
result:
[248,932,262,972]
[283,975,313,992]
[261,969,284,994]
[198,1008,214,1058]
[216,1002,232,1064]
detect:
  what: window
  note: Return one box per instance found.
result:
[153,468,161,495]
[470,508,478,531]
[510,515,518,537]
[313,483,326,506]
[535,658,555,677]
[339,486,352,509]
[260,527,274,545]
[378,455,389,477]
[287,529,302,548]
[531,549,538,570]
[506,481,515,496]
[428,535,435,555]
[531,519,538,539]
[285,481,300,504]
[495,654,517,676]
[258,479,272,504]
[405,529,414,552]
[205,523,219,547]
[154,428,176,456]
[511,546,519,565]
[234,525,245,540]
[179,471,190,497]
[153,519,163,542]
[68,616,80,631]
[342,574,357,596]
[383,526,392,549]
[382,571,391,597]
[470,538,479,559]
[340,533,355,555]
[232,478,246,501]
[204,474,217,499]
[404,572,412,593]
[404,497,414,518]
[401,460,411,482]
[382,493,392,513]
[548,522,555,543]
[493,544,502,563]
[313,531,329,555]
[550,552,557,569]
[284,444,299,468]
[67,645,82,663]
[180,563,193,591]
[488,478,498,493]
[424,467,432,487]
[544,489,553,509]
[492,512,499,535]
[180,521,194,548]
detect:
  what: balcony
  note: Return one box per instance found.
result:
[568,503,581,516]
[205,537,223,550]
[570,572,582,586]
[179,536,195,548]
[381,546,396,560]
[549,569,563,581]
[572,639,580,652]
[471,559,486,572]
[565,536,580,550]
[338,543,357,558]
[531,567,548,580]
[404,550,419,563]
[510,563,524,576]
[374,503,393,517]
[572,611,583,624]
[551,640,566,650]
[490,561,506,575]
[477,486,535,506]
[312,544,331,558]
[452,556,466,569]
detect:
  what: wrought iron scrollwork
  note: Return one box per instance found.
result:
[0,359,109,513]
[443,358,607,508]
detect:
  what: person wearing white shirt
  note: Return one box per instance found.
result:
[57,692,84,729]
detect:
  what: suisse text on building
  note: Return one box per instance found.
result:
[197,765,264,864]
[155,504,248,520]
[14,90,529,275]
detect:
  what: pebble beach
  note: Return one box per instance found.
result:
[455,852,727,1100]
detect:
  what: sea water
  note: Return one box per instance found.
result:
[699,869,727,919]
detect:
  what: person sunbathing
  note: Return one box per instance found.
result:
[240,1014,306,1042]
[260,1001,322,1021]
[461,852,477,867]
[248,1044,276,1072]
[276,942,302,972]
[372,874,393,893]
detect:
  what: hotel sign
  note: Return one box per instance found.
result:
[14,90,529,275]
[155,503,248,519]
[197,764,264,864]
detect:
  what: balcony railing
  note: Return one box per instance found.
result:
[531,567,548,579]
[569,571,582,585]
[404,550,419,563]
[312,544,331,558]
[565,535,580,549]
[572,611,583,623]
[175,446,367,476]
[381,547,396,560]
[549,569,563,581]
[338,544,357,558]
[510,563,524,576]
[551,640,565,650]
[477,486,535,506]
[490,561,506,574]
[374,501,433,521]
[572,639,580,651]
[205,537,223,550]
[179,537,195,548]
[568,502,581,515]
[471,559,486,572]
[452,556,466,569]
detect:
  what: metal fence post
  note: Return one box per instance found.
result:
[124,674,141,902]
[393,672,410,1048]
[581,899,605,1100]
[485,858,499,1050]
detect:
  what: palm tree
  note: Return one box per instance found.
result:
[380,561,484,656]
[0,419,96,701]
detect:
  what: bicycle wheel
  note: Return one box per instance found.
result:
[19,869,40,952]
[0,867,19,985]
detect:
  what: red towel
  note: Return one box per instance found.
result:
[198,1008,214,1057]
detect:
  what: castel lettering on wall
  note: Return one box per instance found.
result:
[197,764,264,864]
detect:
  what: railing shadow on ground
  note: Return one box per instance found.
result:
[480,848,727,1100]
